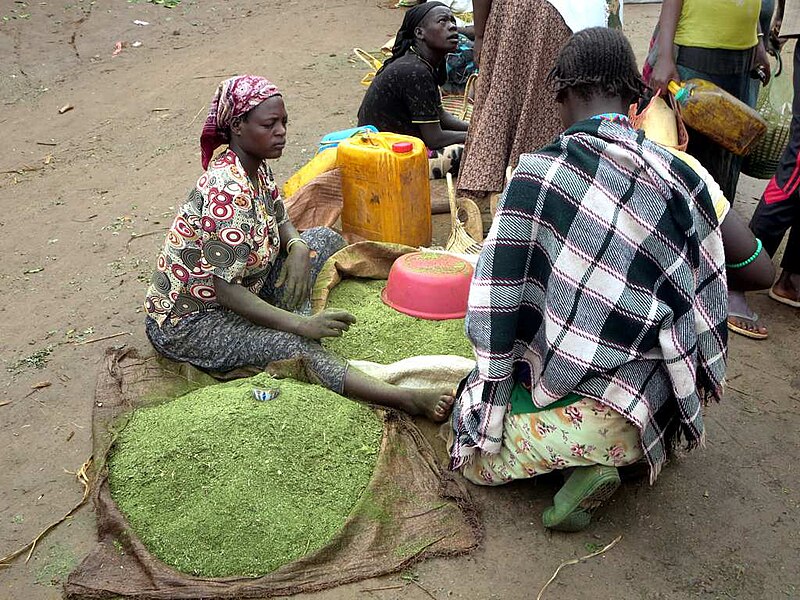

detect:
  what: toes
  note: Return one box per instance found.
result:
[729,317,765,333]
[433,395,455,421]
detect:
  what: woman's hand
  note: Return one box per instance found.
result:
[649,0,683,94]
[753,41,771,85]
[650,54,680,95]
[276,244,311,309]
[299,309,357,340]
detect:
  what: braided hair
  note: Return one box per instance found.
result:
[549,27,645,104]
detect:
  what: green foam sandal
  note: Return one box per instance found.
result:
[545,508,592,533]
[542,465,621,532]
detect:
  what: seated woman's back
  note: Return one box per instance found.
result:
[470,114,728,429]
[451,27,746,478]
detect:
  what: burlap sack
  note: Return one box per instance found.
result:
[311,240,416,312]
[66,242,479,598]
[283,169,344,231]
[64,347,480,599]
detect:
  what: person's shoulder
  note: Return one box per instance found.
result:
[389,53,433,77]
[641,138,700,181]
[201,149,248,189]
[513,145,563,180]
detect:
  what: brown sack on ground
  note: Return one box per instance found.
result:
[283,168,344,231]
[64,346,480,600]
[311,241,416,312]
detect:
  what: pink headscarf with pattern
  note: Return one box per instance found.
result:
[200,75,282,169]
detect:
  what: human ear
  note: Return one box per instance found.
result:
[230,117,243,137]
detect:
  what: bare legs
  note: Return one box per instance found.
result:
[343,367,455,423]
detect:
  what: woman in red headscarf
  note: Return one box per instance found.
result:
[144,75,455,421]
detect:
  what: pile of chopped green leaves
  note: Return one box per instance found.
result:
[324,279,473,363]
[108,374,383,577]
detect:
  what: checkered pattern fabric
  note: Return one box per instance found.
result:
[450,118,728,482]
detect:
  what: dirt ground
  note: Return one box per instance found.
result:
[1,1,798,599]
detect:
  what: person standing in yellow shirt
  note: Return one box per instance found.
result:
[644,0,772,338]
[647,0,770,205]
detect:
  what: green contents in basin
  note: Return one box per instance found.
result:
[108,374,383,577]
[324,278,473,363]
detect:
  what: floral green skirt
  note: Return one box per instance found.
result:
[459,398,643,486]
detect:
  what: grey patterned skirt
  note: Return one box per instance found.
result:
[145,227,348,392]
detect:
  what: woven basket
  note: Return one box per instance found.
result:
[441,74,477,122]
[354,48,384,88]
[742,59,793,180]
[742,111,792,179]
[445,173,482,255]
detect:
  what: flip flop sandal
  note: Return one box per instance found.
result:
[541,465,620,532]
[726,311,768,340]
[768,288,800,308]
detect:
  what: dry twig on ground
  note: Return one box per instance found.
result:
[0,457,93,568]
[536,535,623,600]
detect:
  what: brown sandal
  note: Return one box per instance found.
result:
[726,312,768,340]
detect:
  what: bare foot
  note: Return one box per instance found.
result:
[727,291,768,339]
[410,388,456,423]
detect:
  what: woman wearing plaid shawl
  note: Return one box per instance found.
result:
[449,28,774,532]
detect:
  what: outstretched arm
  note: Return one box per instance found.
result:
[418,121,467,149]
[439,107,469,132]
[213,275,356,340]
[650,0,683,94]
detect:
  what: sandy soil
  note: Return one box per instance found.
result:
[1,2,798,599]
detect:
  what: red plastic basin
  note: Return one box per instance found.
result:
[381,252,474,320]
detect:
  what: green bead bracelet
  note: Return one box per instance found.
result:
[726,238,763,269]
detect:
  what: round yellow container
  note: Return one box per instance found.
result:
[337,132,431,247]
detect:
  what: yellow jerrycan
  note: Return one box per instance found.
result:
[337,132,431,247]
[282,146,338,198]
[668,79,767,156]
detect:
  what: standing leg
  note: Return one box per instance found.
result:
[751,43,800,255]
[768,208,800,305]
[752,43,800,307]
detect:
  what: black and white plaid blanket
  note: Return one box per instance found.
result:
[450,118,728,482]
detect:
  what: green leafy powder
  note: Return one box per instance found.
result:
[324,279,473,362]
[108,374,383,577]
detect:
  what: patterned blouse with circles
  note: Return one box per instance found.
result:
[144,148,288,326]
